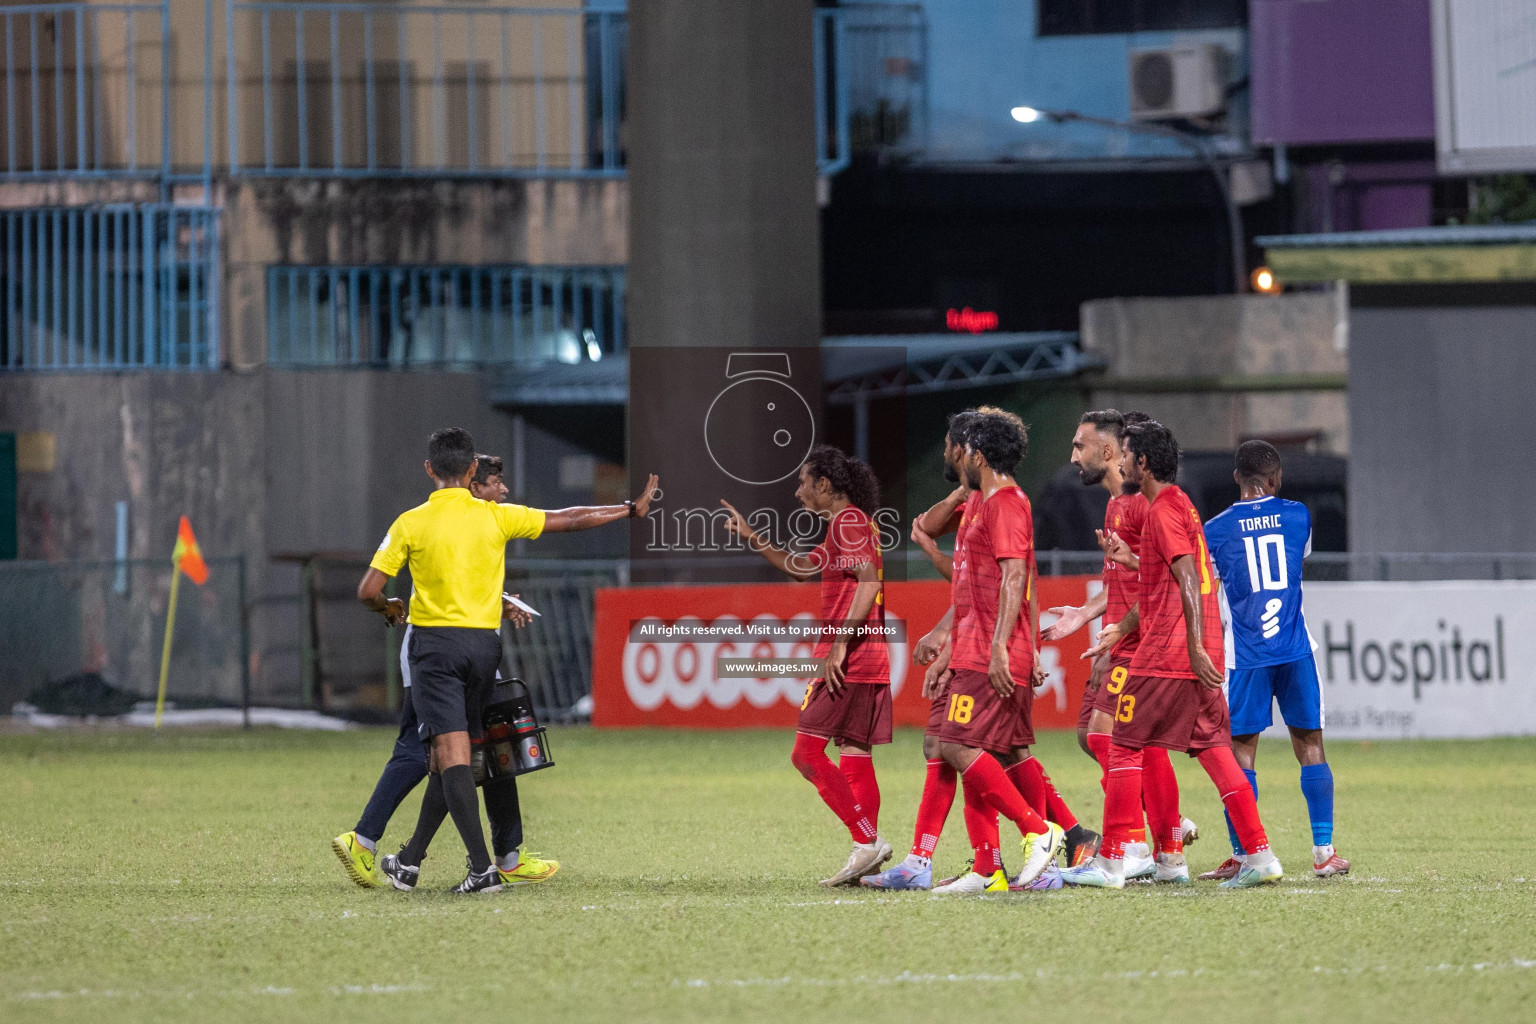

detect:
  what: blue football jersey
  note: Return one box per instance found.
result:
[1204,495,1313,669]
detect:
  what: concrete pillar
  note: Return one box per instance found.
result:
[627,0,821,350]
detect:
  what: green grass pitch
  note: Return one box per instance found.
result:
[3,727,1534,1022]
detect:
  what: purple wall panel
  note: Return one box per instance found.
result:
[1251,0,1435,146]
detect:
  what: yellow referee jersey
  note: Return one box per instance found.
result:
[370,488,545,629]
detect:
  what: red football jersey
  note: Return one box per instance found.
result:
[950,490,984,620]
[1103,491,1149,658]
[1128,485,1224,680]
[950,487,1036,682]
[808,505,889,683]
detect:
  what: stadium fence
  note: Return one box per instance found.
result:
[0,555,249,716]
[8,551,1534,724]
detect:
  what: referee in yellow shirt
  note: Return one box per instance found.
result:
[356,427,656,893]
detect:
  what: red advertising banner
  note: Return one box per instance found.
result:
[592,576,1102,730]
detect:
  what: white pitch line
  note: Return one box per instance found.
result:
[664,956,1536,991]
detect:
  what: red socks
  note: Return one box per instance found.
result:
[1086,731,1112,793]
[1141,746,1183,855]
[961,780,1004,874]
[791,733,877,844]
[1100,742,1145,861]
[911,759,957,858]
[839,750,880,832]
[1007,756,1079,830]
[961,752,1048,837]
[1198,746,1270,854]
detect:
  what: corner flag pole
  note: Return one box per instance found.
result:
[154,566,182,729]
[156,516,209,729]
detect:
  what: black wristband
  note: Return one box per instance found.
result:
[625,499,637,518]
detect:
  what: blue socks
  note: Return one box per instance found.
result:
[1224,769,1259,857]
[1224,763,1335,852]
[1299,762,1335,847]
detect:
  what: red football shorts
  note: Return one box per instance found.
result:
[934,668,1033,754]
[926,686,949,738]
[797,680,893,747]
[1108,672,1231,754]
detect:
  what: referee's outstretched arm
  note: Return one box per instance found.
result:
[538,473,660,532]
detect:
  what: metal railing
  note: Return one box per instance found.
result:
[1,2,863,183]
[1028,551,1536,581]
[501,561,620,718]
[227,1,627,178]
[0,204,221,369]
[289,554,615,719]
[265,262,624,367]
[0,1,177,179]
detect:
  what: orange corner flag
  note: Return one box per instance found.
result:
[172,516,209,585]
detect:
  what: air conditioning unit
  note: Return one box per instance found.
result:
[1128,44,1229,120]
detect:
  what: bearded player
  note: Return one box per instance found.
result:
[723,444,893,886]
[927,413,1066,894]
[1063,420,1282,890]
[1042,410,1198,882]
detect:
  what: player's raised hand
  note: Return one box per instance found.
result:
[1190,645,1225,690]
[1041,604,1088,641]
[1083,620,1125,660]
[719,499,753,541]
[632,474,661,517]
[1100,530,1137,570]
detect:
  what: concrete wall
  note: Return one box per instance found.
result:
[1080,291,1349,453]
[0,367,559,704]
[1350,300,1536,553]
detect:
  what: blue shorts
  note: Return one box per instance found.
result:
[1227,656,1323,736]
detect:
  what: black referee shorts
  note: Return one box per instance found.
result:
[407,626,503,742]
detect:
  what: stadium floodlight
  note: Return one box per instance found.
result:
[1009,103,1247,293]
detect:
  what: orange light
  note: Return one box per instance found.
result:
[1250,266,1281,295]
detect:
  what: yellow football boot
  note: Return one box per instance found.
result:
[498,851,561,887]
[331,831,381,888]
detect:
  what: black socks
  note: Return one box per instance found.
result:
[483,775,524,860]
[442,763,493,874]
[399,771,449,868]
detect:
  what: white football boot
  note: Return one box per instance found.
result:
[1060,854,1125,889]
[932,869,1008,895]
[1219,847,1284,888]
[821,837,892,887]
[1123,841,1156,880]
[1154,851,1191,884]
